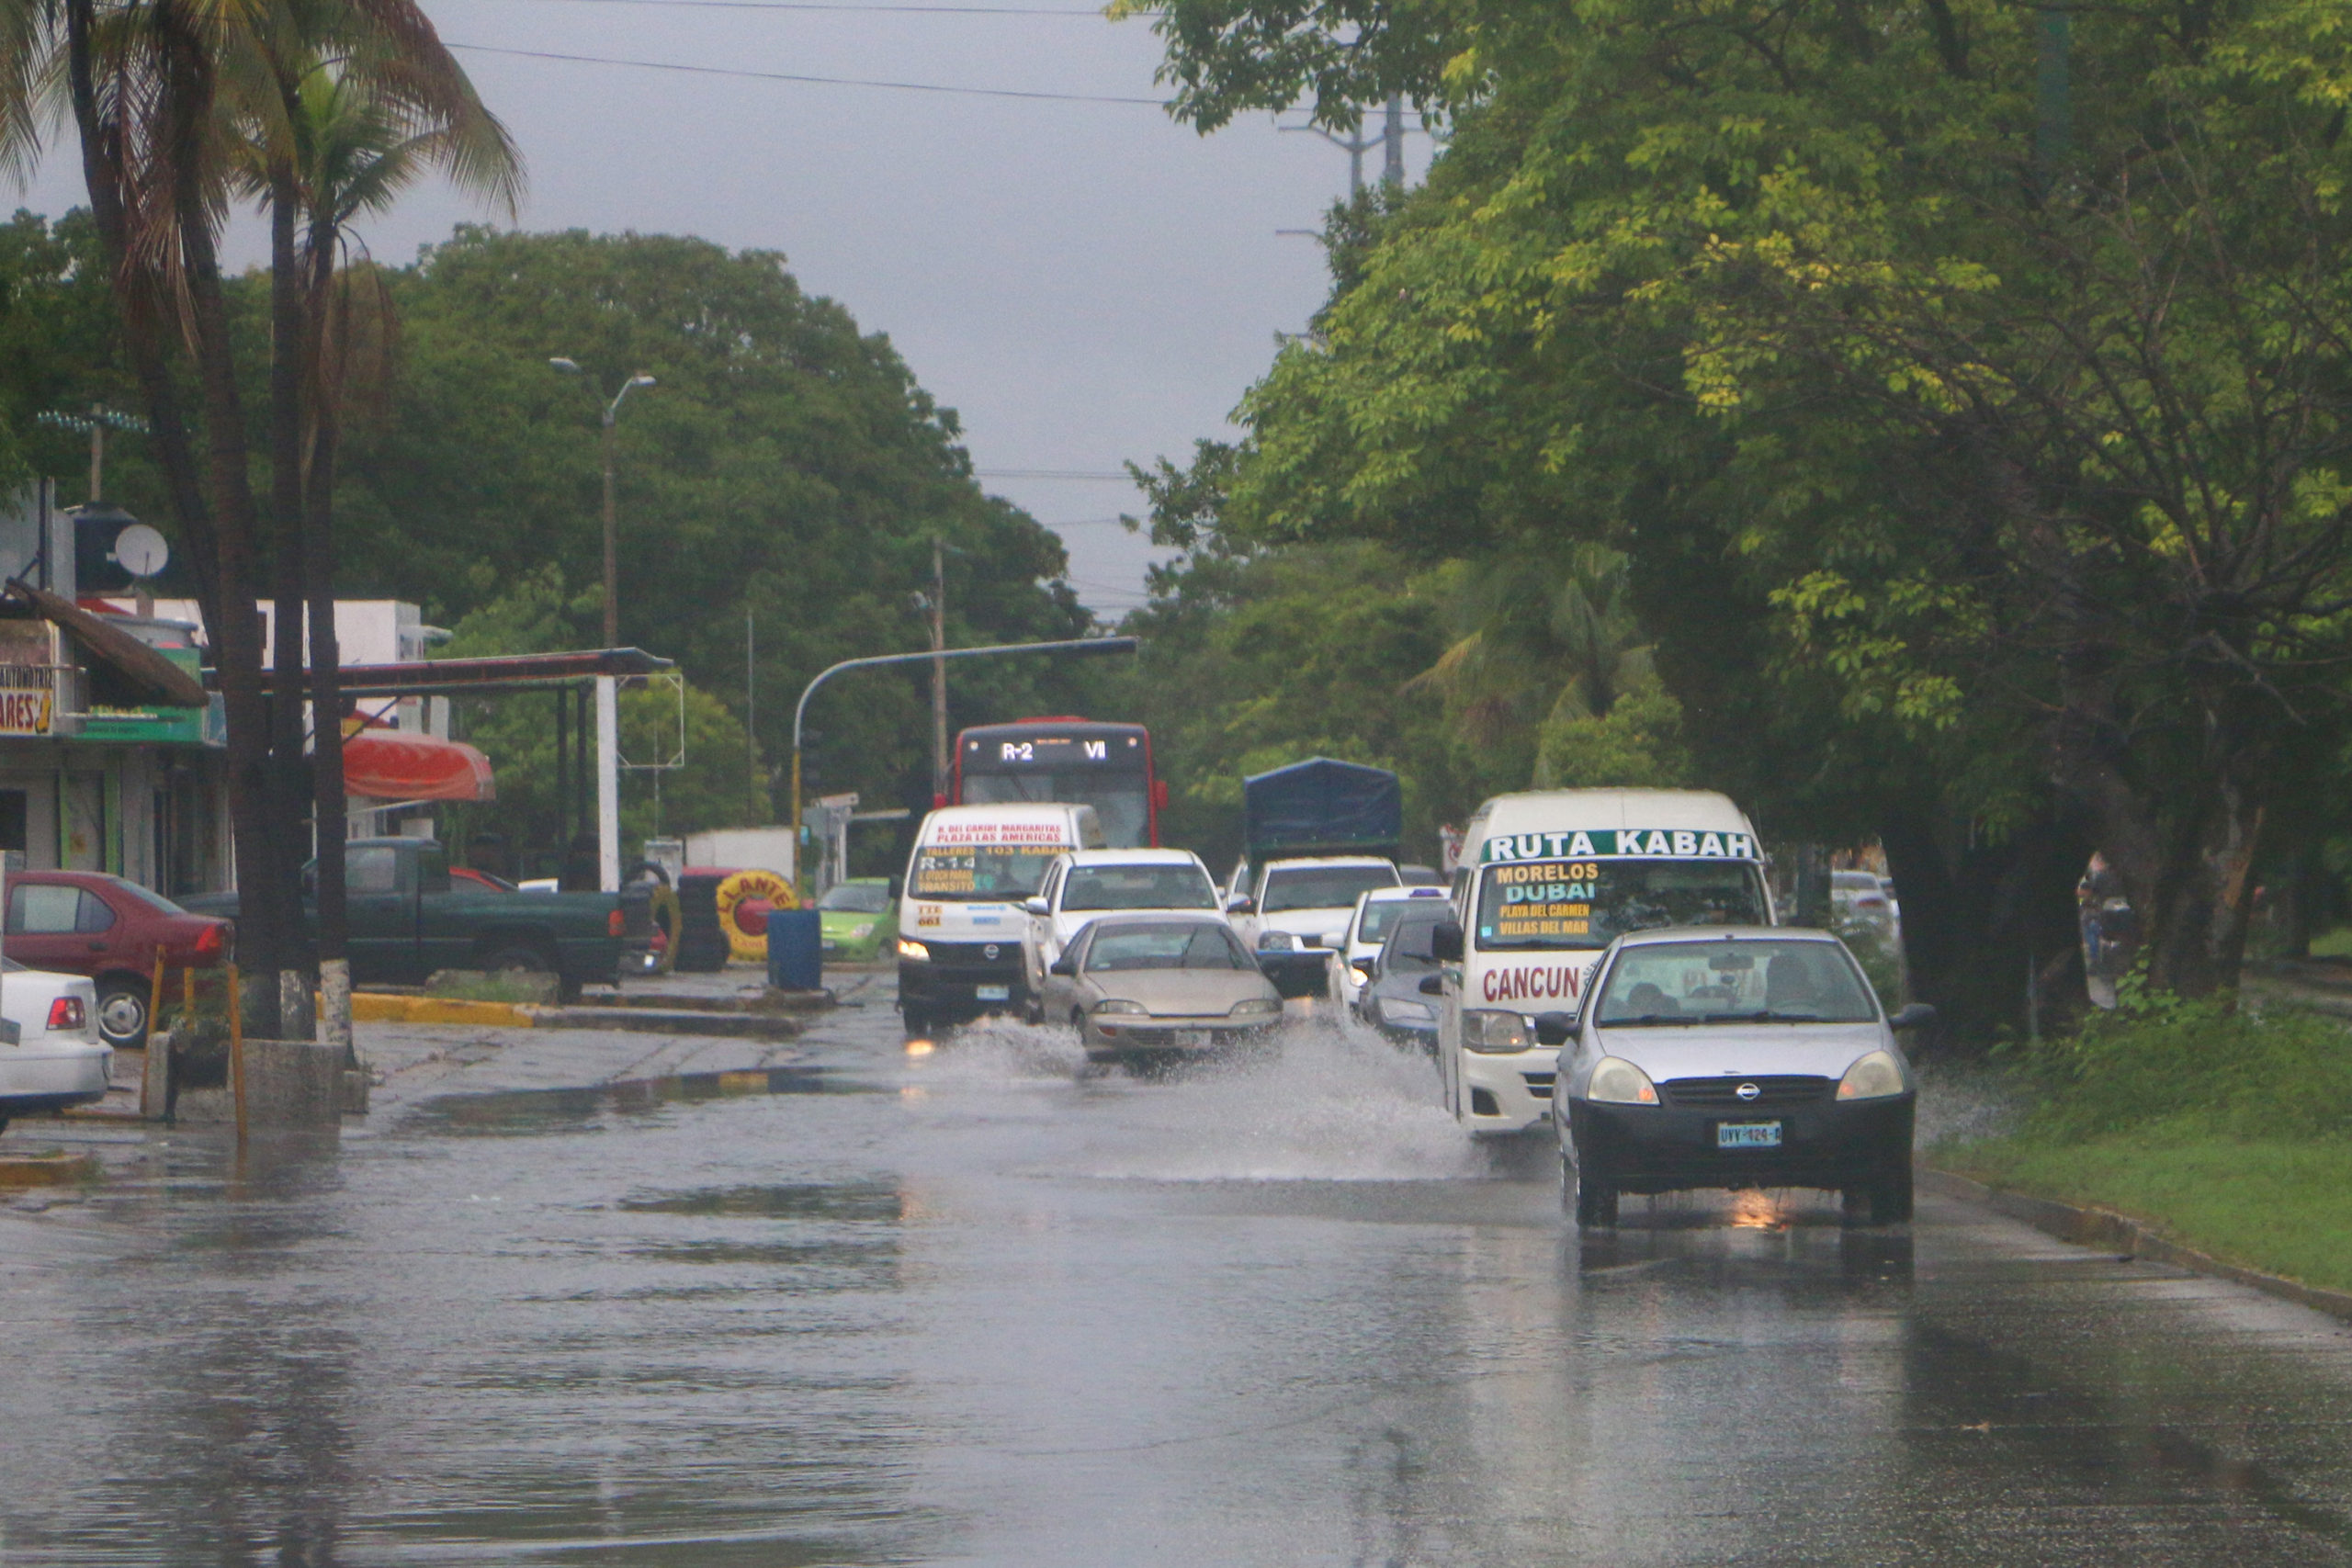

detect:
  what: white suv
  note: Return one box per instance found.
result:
[1020,849,1224,1021]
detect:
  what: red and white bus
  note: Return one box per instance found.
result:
[951,718,1167,848]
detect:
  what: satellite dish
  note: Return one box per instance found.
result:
[112,523,169,580]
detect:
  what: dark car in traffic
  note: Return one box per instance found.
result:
[1354,901,1451,1052]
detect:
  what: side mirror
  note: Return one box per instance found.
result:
[1430,919,1463,962]
[1048,954,1078,977]
[1417,975,1443,997]
[1890,1002,1938,1031]
[1023,897,1050,917]
[1226,896,1255,916]
[1532,1011,1575,1046]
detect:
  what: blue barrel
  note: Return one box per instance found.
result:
[767,908,823,991]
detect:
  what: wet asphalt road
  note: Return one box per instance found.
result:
[4,981,2352,1564]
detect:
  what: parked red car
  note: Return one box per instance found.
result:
[2,871,230,1047]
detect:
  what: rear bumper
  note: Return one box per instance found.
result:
[0,1046,113,1111]
[1256,950,1331,999]
[1568,1094,1914,1193]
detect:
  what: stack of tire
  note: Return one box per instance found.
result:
[674,869,735,973]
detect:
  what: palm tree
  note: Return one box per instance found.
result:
[1,0,514,1036]
[245,54,518,1045]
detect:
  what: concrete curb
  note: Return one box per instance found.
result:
[1920,1166,2352,1325]
[352,995,536,1028]
[0,1151,100,1188]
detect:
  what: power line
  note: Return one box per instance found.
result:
[447,42,1170,104]
[497,0,1155,13]
[978,468,1135,480]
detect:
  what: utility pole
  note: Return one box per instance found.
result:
[548,359,655,649]
[930,536,948,804]
[1383,93,1405,187]
[1283,116,1376,196]
[748,609,759,795]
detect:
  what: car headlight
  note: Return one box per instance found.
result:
[1461,1009,1531,1053]
[850,922,875,939]
[1349,964,1371,987]
[1259,931,1295,952]
[897,938,930,961]
[1380,997,1435,1025]
[1587,1055,1659,1105]
[1092,998,1148,1015]
[1227,997,1282,1017]
[1837,1048,1907,1100]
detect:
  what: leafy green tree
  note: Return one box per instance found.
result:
[1137,0,2352,1019]
[335,227,1094,831]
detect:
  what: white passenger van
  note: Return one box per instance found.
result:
[897,803,1105,1034]
[1433,789,1771,1135]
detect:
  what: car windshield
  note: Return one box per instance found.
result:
[1063,863,1215,912]
[1475,857,1768,951]
[1592,939,1878,1026]
[1084,923,1256,973]
[1261,865,1398,913]
[961,772,1148,849]
[1355,896,1440,945]
[819,883,892,913]
[910,846,1062,901]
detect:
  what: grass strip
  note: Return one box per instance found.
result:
[1938,1134,2352,1297]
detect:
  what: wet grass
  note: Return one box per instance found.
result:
[1937,989,2352,1296]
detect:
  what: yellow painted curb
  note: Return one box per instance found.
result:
[351,994,537,1028]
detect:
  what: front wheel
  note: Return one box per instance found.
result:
[1567,1151,1619,1228]
[1849,1161,1915,1226]
[901,1008,933,1039]
[96,981,151,1048]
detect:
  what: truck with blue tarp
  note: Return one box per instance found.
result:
[1227,759,1405,998]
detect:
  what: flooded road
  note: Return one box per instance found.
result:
[5,982,2352,1564]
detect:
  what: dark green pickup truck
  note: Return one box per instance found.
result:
[185,838,648,995]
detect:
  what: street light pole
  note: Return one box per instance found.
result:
[550,358,656,647]
[790,635,1141,894]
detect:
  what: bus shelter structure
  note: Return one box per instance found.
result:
[243,647,673,891]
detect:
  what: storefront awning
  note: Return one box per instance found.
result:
[342,730,495,803]
[5,578,208,707]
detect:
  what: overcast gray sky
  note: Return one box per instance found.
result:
[15,2,1433,618]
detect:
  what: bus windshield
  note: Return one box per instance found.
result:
[1475,857,1768,951]
[910,846,1061,901]
[962,772,1148,849]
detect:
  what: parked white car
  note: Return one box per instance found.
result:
[1332,886,1452,1010]
[1020,849,1223,1019]
[0,961,111,1133]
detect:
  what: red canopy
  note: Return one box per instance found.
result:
[341,730,495,803]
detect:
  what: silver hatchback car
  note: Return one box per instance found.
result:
[1553,926,1930,1228]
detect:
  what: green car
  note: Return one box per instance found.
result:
[818,877,897,963]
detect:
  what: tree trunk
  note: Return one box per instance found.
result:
[164,17,284,1038]
[1880,800,2091,1050]
[304,221,352,1059]
[267,161,314,1041]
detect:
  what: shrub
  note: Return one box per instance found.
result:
[2017,976,2352,1143]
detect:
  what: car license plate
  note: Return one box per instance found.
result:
[1717,1120,1782,1149]
[1175,1030,1209,1047]
[975,985,1010,1002]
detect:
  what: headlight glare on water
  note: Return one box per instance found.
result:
[1837,1049,1907,1100]
[1587,1056,1659,1105]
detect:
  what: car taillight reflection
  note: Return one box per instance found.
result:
[48,996,85,1032]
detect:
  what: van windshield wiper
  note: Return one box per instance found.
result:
[1694,1010,1825,1024]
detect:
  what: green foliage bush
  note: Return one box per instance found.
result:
[2016,980,2352,1144]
